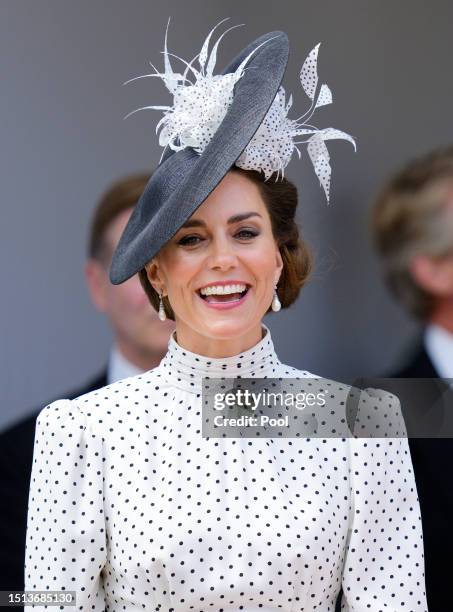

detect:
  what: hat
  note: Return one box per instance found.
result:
[110,20,355,285]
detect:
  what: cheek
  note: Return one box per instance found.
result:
[246,244,280,282]
[161,253,199,296]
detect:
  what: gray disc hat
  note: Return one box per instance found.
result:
[109,30,289,285]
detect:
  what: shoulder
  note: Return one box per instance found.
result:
[275,361,318,377]
[31,399,102,466]
[351,386,406,437]
[277,362,404,437]
[36,398,91,435]
[73,367,164,407]
[38,368,165,431]
[278,361,401,400]
[275,362,352,397]
[0,371,108,449]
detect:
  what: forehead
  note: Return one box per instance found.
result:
[191,171,266,221]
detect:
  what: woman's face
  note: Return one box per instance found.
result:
[146,171,283,353]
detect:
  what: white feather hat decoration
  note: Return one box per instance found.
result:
[125,19,356,203]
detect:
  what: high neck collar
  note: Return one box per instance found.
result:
[158,324,281,393]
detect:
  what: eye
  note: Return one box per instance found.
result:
[235,228,259,240]
[178,234,203,246]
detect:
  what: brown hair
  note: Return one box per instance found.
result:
[139,168,312,321]
[372,147,453,319]
[88,173,151,263]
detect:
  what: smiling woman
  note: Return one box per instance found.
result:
[138,168,311,355]
[24,20,427,612]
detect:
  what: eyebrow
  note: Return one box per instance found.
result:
[180,212,262,229]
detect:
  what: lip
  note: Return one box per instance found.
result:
[196,286,251,310]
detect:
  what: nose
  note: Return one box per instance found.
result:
[207,233,238,271]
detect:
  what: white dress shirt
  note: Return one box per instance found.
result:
[107,345,145,384]
[424,323,453,378]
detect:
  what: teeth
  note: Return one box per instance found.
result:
[200,284,247,296]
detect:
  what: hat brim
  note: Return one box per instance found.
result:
[109,30,289,285]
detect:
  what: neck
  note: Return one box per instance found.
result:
[174,323,265,358]
[114,340,165,371]
[429,297,453,334]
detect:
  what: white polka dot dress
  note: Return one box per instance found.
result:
[25,325,427,611]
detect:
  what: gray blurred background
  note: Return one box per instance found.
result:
[1,0,452,429]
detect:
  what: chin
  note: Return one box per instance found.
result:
[199,317,258,340]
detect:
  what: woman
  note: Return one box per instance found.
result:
[25,22,427,611]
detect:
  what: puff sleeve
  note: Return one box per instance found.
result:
[24,400,106,611]
[341,391,427,610]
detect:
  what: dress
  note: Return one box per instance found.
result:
[25,326,427,611]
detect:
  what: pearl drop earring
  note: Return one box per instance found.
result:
[271,284,281,312]
[158,290,167,321]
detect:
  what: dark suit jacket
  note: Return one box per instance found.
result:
[0,371,107,594]
[393,346,452,612]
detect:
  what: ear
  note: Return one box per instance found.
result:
[145,258,166,295]
[274,247,284,286]
[85,259,109,312]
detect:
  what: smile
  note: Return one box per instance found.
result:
[197,283,250,310]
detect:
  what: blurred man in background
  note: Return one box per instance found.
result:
[0,173,175,592]
[372,147,453,611]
